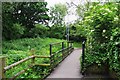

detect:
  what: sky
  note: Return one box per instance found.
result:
[45,0,80,24]
[44,0,118,24]
[45,0,80,8]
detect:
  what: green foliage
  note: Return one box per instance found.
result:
[80,2,120,77]
[49,3,67,26]
[49,26,66,39]
[73,42,82,48]
[69,22,87,42]
[3,23,25,40]
[29,24,49,38]
[76,0,91,18]
[2,2,49,40]
[2,38,66,78]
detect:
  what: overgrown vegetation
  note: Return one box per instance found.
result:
[80,2,120,78]
[2,38,66,78]
[2,1,120,79]
[2,2,49,40]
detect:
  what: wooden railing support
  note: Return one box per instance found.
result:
[81,40,85,74]
[50,44,53,70]
[62,42,64,59]
[30,49,35,65]
[0,56,6,79]
[67,42,69,48]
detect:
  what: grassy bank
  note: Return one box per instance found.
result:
[73,42,82,48]
[2,38,66,78]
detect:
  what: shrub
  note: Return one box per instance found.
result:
[3,23,25,40]
[28,24,49,38]
[49,26,66,39]
[81,2,120,76]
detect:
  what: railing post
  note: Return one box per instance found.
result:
[0,56,6,79]
[72,42,73,48]
[62,42,64,59]
[30,49,35,65]
[70,42,73,53]
[81,40,85,74]
[50,44,53,70]
[67,41,69,48]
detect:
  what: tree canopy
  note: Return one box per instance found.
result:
[49,3,67,27]
[2,2,49,40]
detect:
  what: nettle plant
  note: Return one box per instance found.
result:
[83,2,120,71]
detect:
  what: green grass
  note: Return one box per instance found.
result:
[73,42,82,48]
[2,37,67,64]
[2,37,67,78]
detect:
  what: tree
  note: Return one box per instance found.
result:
[12,2,49,30]
[75,0,92,19]
[2,2,49,39]
[2,2,25,40]
[49,3,67,27]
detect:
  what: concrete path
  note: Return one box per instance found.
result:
[47,48,83,78]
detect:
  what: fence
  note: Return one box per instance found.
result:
[0,41,74,80]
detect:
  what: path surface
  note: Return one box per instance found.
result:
[47,48,83,78]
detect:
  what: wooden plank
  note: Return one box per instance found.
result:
[0,56,6,79]
[52,50,62,55]
[4,56,35,71]
[63,47,69,51]
[35,64,50,66]
[35,55,50,58]
[11,65,34,79]
[51,42,63,45]
[62,42,64,59]
[50,44,53,68]
[50,54,54,57]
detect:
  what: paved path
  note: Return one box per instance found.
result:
[47,48,83,78]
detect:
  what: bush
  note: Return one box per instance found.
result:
[69,22,87,42]
[49,26,66,39]
[3,23,25,40]
[81,2,120,77]
[28,24,49,38]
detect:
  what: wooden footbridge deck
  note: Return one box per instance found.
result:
[47,48,83,78]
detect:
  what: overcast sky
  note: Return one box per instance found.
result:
[45,0,80,7]
[45,0,80,24]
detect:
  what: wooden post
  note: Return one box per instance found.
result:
[67,41,69,48]
[0,56,6,79]
[30,49,35,65]
[81,40,85,74]
[50,44,53,70]
[71,42,73,47]
[50,44,52,60]
[62,42,64,59]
